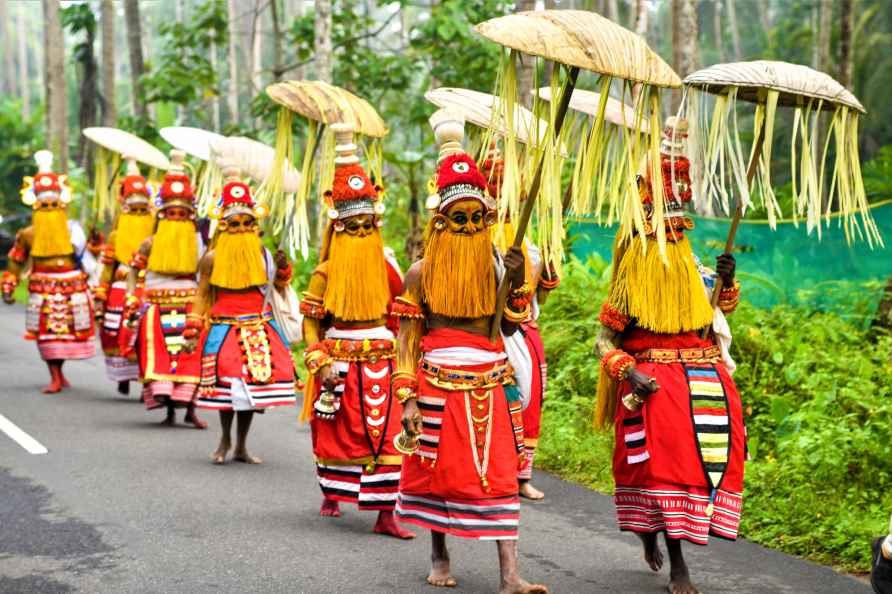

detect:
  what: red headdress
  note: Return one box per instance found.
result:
[119,157,151,209]
[425,109,495,213]
[156,150,195,212]
[20,150,72,207]
[322,123,384,231]
[210,165,268,221]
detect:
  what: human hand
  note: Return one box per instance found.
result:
[504,245,525,288]
[716,253,736,285]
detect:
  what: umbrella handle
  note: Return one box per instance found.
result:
[702,118,767,338]
[489,66,580,341]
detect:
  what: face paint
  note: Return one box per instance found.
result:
[342,213,376,237]
[444,199,487,235]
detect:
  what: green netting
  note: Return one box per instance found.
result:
[569,200,892,313]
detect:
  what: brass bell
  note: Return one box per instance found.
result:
[314,389,339,420]
[622,392,644,412]
[393,429,420,455]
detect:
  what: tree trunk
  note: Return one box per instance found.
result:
[270,0,284,81]
[252,0,263,91]
[817,0,832,74]
[16,2,30,118]
[226,0,240,123]
[757,0,771,35]
[606,0,619,22]
[1,0,16,98]
[515,0,536,108]
[713,0,725,63]
[726,0,742,61]
[633,0,648,37]
[100,0,116,126]
[314,0,333,83]
[123,0,148,120]
[210,32,221,132]
[42,0,68,172]
[77,18,99,181]
[839,0,853,89]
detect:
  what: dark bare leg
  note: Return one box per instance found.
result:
[212,410,233,464]
[42,360,63,394]
[233,410,262,463]
[117,380,129,395]
[639,532,664,571]
[666,536,699,594]
[518,479,545,501]
[373,510,415,539]
[58,361,70,388]
[497,540,548,594]
[161,403,176,426]
[427,530,456,587]
[183,403,207,429]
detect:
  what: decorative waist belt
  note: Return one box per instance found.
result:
[420,360,514,390]
[322,337,395,363]
[145,287,196,304]
[634,345,722,364]
[209,311,272,326]
[28,272,88,294]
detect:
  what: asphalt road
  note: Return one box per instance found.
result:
[0,304,871,594]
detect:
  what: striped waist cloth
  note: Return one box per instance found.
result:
[633,345,722,364]
[420,360,514,390]
[209,311,272,326]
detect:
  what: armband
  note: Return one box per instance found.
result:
[502,302,530,324]
[303,342,333,375]
[1,270,18,294]
[718,280,741,314]
[93,282,111,302]
[391,371,419,403]
[299,292,327,320]
[100,244,116,265]
[390,296,425,319]
[539,272,560,291]
[599,303,630,333]
[601,349,635,381]
[130,252,148,271]
[7,245,26,264]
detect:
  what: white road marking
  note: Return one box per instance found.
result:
[0,413,48,454]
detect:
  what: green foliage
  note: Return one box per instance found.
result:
[141,0,227,114]
[537,258,892,572]
[0,98,44,217]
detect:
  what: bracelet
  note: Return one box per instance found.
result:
[539,274,560,290]
[395,386,417,404]
[509,282,532,299]
[502,302,530,324]
[1,270,17,294]
[390,296,425,319]
[124,293,140,309]
[299,293,327,320]
[130,252,148,270]
[601,348,635,381]
[304,343,333,375]
[599,303,630,333]
[182,327,199,340]
[93,283,110,302]
[185,312,205,330]
[7,245,26,264]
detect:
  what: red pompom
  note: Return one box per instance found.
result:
[330,163,377,203]
[159,173,194,200]
[120,175,149,200]
[437,153,487,193]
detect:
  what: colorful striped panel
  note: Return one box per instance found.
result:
[622,414,649,464]
[316,464,400,511]
[504,385,526,458]
[684,365,730,490]
[417,395,447,462]
[396,493,520,540]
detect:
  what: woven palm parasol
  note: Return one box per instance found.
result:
[159,126,225,163]
[264,80,389,258]
[535,87,649,133]
[683,60,878,331]
[474,9,680,338]
[83,127,171,224]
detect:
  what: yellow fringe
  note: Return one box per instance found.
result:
[147,220,199,275]
[113,213,155,264]
[607,234,713,335]
[422,219,496,318]
[299,373,315,423]
[31,208,74,257]
[92,147,120,224]
[209,231,267,289]
[322,228,391,321]
[594,372,618,429]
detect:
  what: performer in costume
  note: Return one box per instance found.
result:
[2,151,97,393]
[125,151,206,428]
[481,147,560,501]
[594,117,743,594]
[394,112,547,593]
[299,123,413,539]
[184,166,297,464]
[94,158,155,395]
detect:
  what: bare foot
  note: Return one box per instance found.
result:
[211,441,231,465]
[639,533,663,572]
[499,576,549,594]
[61,376,70,388]
[319,498,341,517]
[668,569,699,594]
[427,557,456,588]
[42,381,63,394]
[184,409,208,430]
[373,511,415,539]
[519,481,545,500]
[161,410,176,427]
[232,449,262,464]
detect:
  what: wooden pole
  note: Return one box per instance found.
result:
[489,66,580,340]
[701,116,766,338]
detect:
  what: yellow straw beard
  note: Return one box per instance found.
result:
[114,213,155,264]
[422,221,496,318]
[31,208,73,257]
[607,234,714,335]
[147,219,199,275]
[209,230,267,289]
[323,228,391,321]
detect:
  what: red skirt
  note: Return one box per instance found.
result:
[518,321,546,480]
[25,269,95,361]
[138,296,201,410]
[196,289,296,411]
[613,329,745,545]
[396,328,522,540]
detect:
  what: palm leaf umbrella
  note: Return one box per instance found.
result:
[473,9,681,338]
[682,60,878,328]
